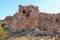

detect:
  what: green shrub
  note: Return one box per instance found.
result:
[0,26,7,40]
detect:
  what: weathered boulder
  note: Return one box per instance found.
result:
[5,16,14,24]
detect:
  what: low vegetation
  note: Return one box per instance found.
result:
[0,21,8,40]
[0,26,7,40]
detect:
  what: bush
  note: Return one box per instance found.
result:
[0,26,7,40]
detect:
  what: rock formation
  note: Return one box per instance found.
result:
[0,5,60,37]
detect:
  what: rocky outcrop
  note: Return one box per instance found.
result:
[4,5,39,32]
[0,5,60,37]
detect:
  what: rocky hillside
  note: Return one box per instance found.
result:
[0,5,60,38]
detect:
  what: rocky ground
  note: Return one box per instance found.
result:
[7,35,59,40]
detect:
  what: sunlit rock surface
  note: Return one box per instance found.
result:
[0,5,60,37]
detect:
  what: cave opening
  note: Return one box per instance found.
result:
[22,10,26,13]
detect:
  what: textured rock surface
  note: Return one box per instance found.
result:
[4,5,39,32]
[0,5,60,37]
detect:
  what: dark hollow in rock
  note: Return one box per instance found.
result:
[22,10,26,13]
